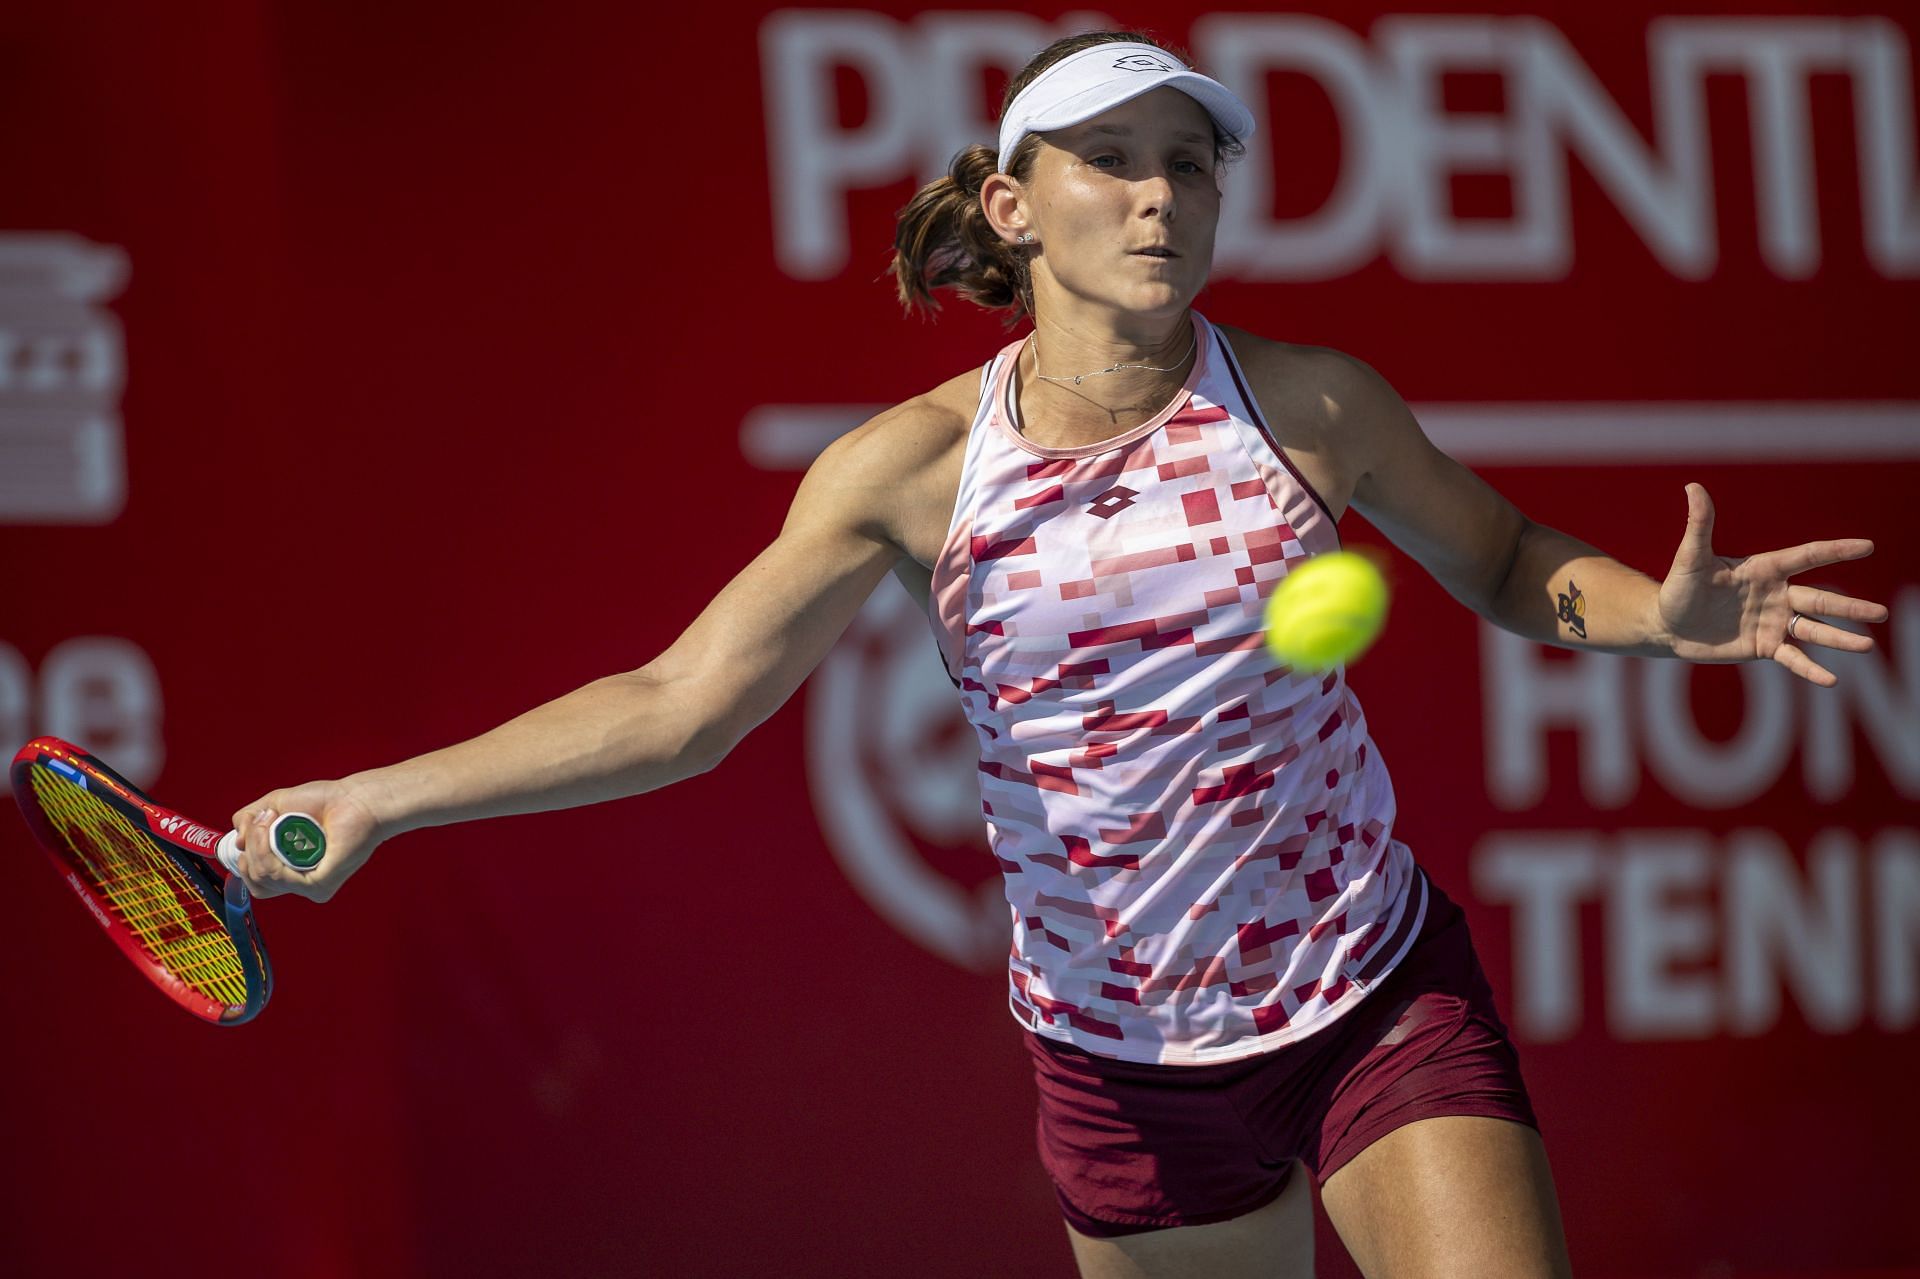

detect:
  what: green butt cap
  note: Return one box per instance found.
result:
[273,814,327,870]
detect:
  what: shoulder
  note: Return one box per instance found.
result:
[1210,323,1407,430]
[791,365,979,543]
[822,366,976,480]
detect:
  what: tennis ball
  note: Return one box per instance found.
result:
[1263,550,1389,672]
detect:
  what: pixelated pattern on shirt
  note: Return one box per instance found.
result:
[928,313,1417,1065]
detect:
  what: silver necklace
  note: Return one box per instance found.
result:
[1029,328,1196,386]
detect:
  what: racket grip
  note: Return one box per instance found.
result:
[216,813,328,875]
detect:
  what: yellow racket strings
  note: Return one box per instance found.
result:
[29,765,250,1007]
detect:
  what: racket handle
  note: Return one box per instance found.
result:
[215,813,328,875]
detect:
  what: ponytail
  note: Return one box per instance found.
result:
[889,139,1040,327]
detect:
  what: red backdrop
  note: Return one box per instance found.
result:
[2,4,1915,1276]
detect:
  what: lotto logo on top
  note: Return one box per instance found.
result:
[761,11,1920,281]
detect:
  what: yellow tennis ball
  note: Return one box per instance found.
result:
[1263,550,1389,672]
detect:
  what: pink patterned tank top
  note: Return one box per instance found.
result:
[926,312,1425,1065]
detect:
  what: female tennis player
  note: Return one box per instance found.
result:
[229,31,1887,1278]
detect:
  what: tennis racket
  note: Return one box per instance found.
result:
[10,735,327,1025]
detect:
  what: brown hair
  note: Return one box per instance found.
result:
[888,30,1245,327]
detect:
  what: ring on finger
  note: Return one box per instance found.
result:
[1788,612,1805,641]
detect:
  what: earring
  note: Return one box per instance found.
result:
[1017,232,1033,244]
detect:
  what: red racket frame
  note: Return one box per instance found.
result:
[10,736,271,1024]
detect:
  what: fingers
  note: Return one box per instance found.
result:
[1768,538,1876,577]
[1785,613,1877,654]
[1788,583,1892,627]
[228,801,285,897]
[1674,482,1716,566]
[1684,482,1714,538]
[1775,599,1883,684]
[226,796,316,900]
[1771,642,1837,688]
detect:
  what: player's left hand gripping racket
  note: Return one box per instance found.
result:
[10,736,325,1025]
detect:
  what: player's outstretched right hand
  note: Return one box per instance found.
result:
[228,781,384,902]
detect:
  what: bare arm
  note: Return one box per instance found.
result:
[352,417,909,835]
[1327,353,1886,681]
[1336,363,1666,653]
[231,401,945,898]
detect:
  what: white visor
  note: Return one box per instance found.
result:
[996,42,1256,174]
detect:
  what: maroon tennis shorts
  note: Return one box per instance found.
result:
[1024,869,1538,1238]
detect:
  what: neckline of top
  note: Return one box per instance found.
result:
[992,312,1211,460]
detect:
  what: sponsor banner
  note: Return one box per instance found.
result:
[0,5,1913,1277]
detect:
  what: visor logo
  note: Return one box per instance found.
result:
[1112,53,1174,73]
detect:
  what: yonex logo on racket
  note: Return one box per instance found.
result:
[157,813,220,849]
